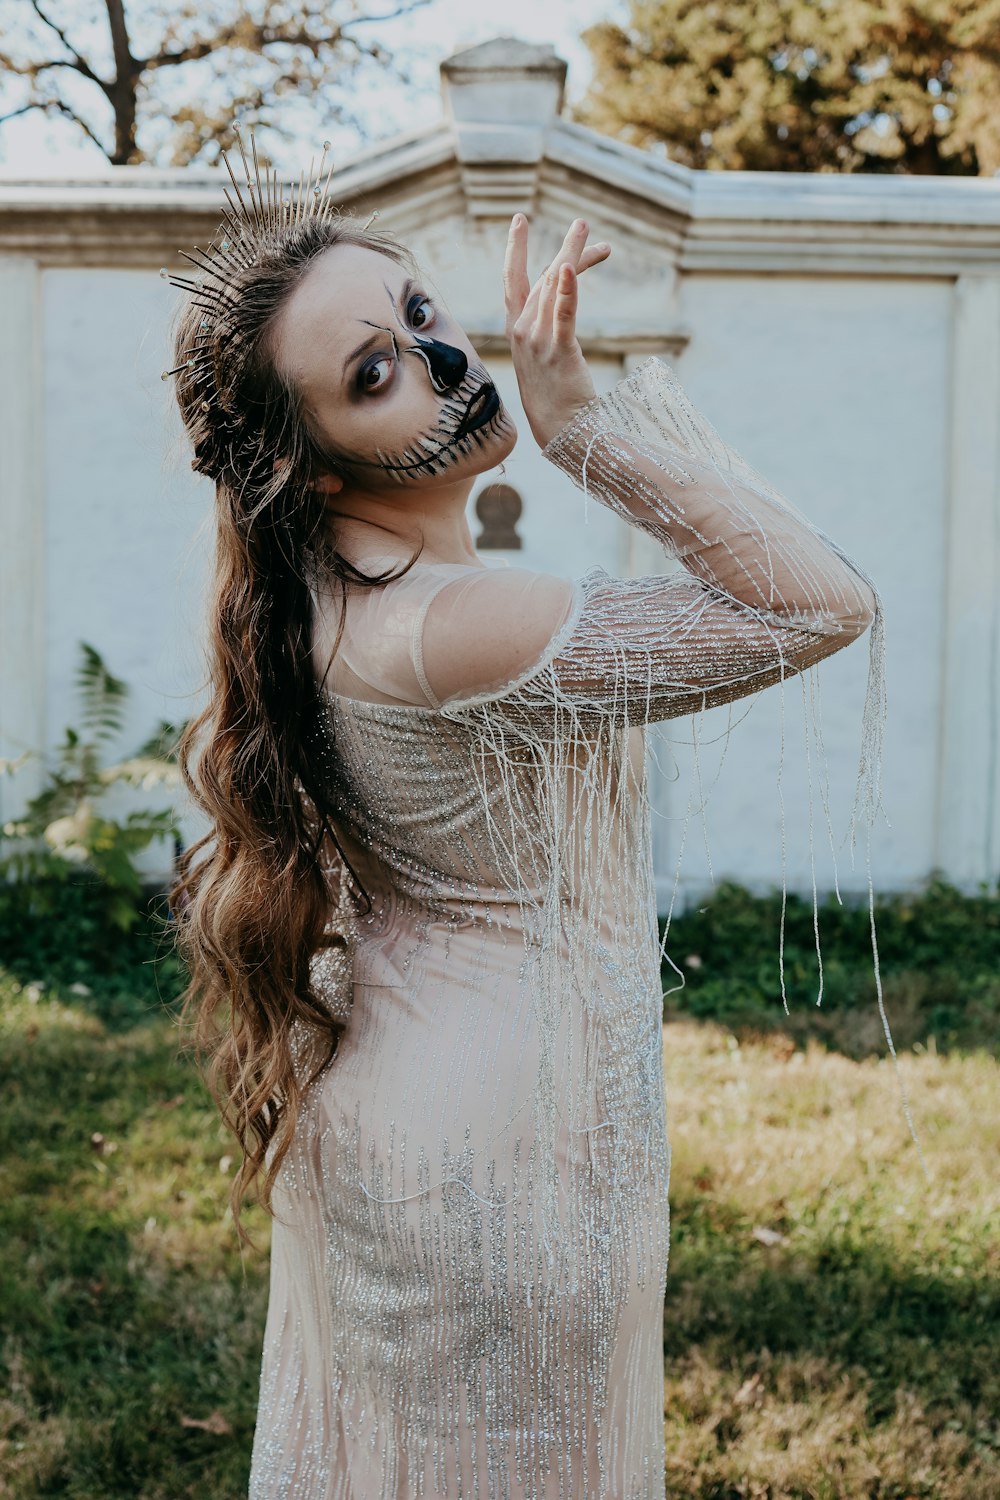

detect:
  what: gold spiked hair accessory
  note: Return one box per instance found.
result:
[159,122,379,404]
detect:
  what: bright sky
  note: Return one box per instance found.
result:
[0,0,628,176]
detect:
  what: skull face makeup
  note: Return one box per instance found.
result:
[270,242,517,496]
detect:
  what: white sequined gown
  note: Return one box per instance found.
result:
[248,357,883,1499]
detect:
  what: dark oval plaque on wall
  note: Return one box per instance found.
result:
[475,483,523,550]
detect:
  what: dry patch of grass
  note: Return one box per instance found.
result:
[661,1019,1000,1499]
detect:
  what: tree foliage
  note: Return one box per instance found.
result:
[575,0,1000,175]
[0,0,428,166]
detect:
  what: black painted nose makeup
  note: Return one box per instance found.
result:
[408,335,469,394]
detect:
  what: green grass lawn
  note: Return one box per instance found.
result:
[0,882,997,1498]
[0,972,270,1498]
[660,1021,999,1499]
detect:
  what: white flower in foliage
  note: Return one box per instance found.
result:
[44,800,93,864]
[99,757,181,790]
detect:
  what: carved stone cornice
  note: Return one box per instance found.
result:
[2,70,1000,276]
[0,126,461,266]
[542,120,1000,275]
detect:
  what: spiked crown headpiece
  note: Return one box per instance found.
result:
[159,124,379,410]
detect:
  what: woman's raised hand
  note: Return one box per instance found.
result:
[503,215,611,449]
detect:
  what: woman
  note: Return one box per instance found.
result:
[167,144,882,1499]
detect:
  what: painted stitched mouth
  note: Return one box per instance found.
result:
[454,382,501,440]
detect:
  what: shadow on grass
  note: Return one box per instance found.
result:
[665,1203,996,1419]
[661,1188,1000,1495]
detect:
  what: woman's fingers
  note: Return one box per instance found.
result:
[503,214,531,326]
[550,257,603,352]
[504,218,606,446]
[577,242,611,274]
[508,216,609,328]
[555,216,590,262]
[552,263,578,348]
[533,219,590,340]
[504,213,612,377]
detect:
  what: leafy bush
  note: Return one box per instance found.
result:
[661,874,1000,1056]
[0,877,187,1030]
[0,642,186,937]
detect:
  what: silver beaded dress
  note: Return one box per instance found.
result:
[247,356,884,1500]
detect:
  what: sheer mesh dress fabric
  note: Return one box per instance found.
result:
[247,356,884,1499]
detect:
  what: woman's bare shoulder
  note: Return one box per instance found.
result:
[420,565,578,707]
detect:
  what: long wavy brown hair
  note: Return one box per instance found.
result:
[168,215,421,1247]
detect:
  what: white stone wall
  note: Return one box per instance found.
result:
[661,272,954,902]
[1,39,998,902]
[1,255,985,902]
[41,267,213,769]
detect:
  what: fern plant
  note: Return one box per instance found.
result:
[0,642,186,930]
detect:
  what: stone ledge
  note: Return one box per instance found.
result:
[466,326,691,360]
[2,69,1000,273]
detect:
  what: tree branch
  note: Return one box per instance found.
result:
[26,0,104,87]
[339,0,431,31]
[0,0,436,166]
[50,96,107,152]
[0,95,107,154]
[103,0,135,82]
[142,25,339,70]
[140,30,263,71]
[139,0,431,71]
[0,56,106,83]
[0,102,39,125]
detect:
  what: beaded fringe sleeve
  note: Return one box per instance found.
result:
[445,355,882,727]
[423,355,923,1247]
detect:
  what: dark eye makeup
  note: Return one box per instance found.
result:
[408,294,433,328]
[355,294,436,394]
